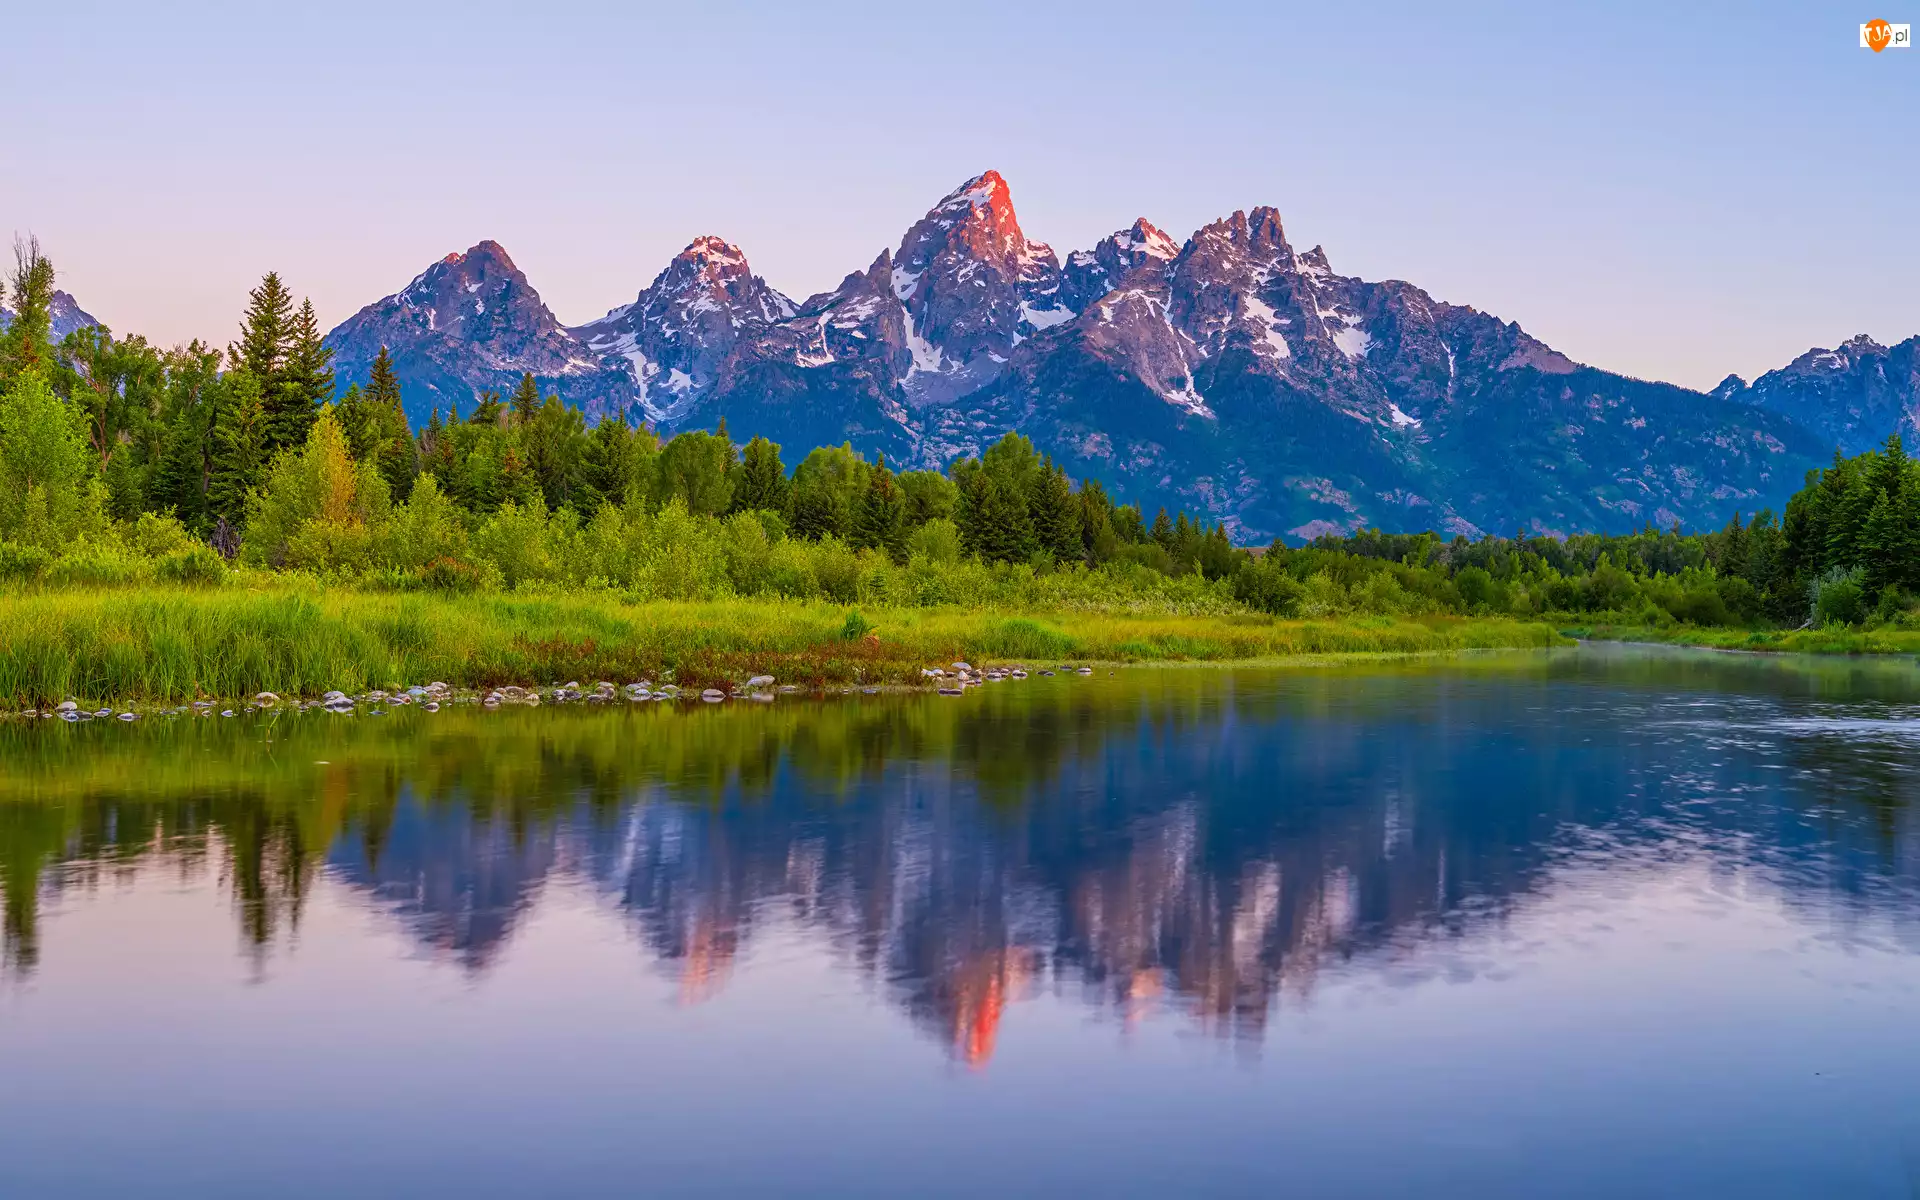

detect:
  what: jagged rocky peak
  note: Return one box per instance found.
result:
[569,234,796,423]
[322,239,630,427]
[1060,218,1181,310]
[873,170,1073,403]
[390,239,558,338]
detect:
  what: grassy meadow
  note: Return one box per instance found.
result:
[0,583,1567,708]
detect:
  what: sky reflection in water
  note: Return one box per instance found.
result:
[3,645,1920,1198]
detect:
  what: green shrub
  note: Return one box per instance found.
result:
[1812,566,1866,627]
[155,544,228,587]
[0,542,53,583]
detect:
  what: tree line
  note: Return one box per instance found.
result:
[2,242,1916,630]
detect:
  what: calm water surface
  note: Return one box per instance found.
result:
[4,645,1920,1198]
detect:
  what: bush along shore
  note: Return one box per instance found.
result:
[4,251,1919,711]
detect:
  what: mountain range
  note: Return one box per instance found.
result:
[191,174,1920,540]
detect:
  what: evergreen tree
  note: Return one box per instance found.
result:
[230,272,294,391]
[1031,460,1082,562]
[333,383,379,462]
[523,394,585,509]
[469,389,505,427]
[1860,484,1920,597]
[1150,507,1175,550]
[268,298,332,453]
[853,458,907,561]
[730,435,791,514]
[205,371,268,528]
[578,414,646,512]
[148,402,211,530]
[509,373,541,427]
[975,474,1037,563]
[364,346,403,418]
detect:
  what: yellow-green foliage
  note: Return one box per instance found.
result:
[0,584,1565,705]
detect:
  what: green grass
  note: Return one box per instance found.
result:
[1567,622,1920,656]
[0,583,1568,706]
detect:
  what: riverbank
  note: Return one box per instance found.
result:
[1565,622,1920,656]
[0,585,1567,707]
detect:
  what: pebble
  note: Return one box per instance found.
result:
[56,701,77,713]
[1076,667,1094,675]
[938,687,964,697]
[747,675,775,688]
[255,692,280,705]
[700,689,725,702]
[952,662,972,672]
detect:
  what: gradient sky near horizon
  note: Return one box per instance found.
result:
[4,0,1913,391]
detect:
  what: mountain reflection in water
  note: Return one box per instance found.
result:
[5,645,1920,1068]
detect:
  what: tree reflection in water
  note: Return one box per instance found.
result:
[4,646,1920,1062]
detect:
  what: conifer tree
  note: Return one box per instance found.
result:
[854,457,907,561]
[269,298,332,453]
[364,346,403,417]
[1032,460,1082,562]
[469,389,505,427]
[730,435,790,514]
[1150,507,1175,550]
[578,414,640,512]
[509,372,541,427]
[148,403,211,531]
[205,371,267,528]
[231,272,294,391]
[333,383,378,463]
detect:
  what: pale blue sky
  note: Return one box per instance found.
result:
[4,0,1913,390]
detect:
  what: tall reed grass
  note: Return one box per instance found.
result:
[0,585,1565,705]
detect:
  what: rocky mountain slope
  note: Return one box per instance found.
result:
[324,173,1886,541]
[324,241,630,428]
[1713,334,1920,458]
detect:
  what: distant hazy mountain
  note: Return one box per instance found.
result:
[322,172,1885,541]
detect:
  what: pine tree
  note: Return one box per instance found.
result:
[1031,461,1082,562]
[1150,507,1175,551]
[974,475,1037,564]
[230,272,294,391]
[469,389,505,427]
[854,458,907,561]
[148,403,211,531]
[364,346,402,418]
[578,415,638,512]
[205,371,267,528]
[509,373,541,427]
[1860,484,1920,597]
[730,435,790,514]
[268,298,332,454]
[333,383,379,462]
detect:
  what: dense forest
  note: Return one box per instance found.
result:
[1,242,1914,631]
